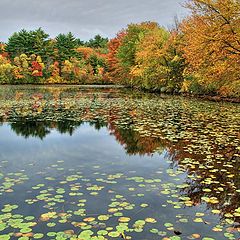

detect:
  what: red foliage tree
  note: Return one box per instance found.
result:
[31,61,43,77]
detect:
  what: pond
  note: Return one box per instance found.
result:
[0,85,239,240]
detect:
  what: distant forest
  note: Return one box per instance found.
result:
[0,0,239,98]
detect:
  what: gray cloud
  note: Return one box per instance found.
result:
[0,0,189,42]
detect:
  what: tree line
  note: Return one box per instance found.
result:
[0,0,239,98]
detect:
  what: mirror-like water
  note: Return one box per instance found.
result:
[0,86,239,240]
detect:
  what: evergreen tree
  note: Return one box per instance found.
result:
[86,34,108,49]
[55,32,78,63]
[6,28,49,59]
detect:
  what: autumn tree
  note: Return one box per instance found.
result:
[130,26,170,90]
[75,46,108,80]
[163,30,186,92]
[76,47,95,59]
[111,22,185,91]
[86,54,107,75]
[0,55,14,83]
[106,31,126,82]
[12,54,31,81]
[0,43,5,54]
[117,22,159,73]
[181,0,240,96]
[31,56,44,78]
[47,61,62,84]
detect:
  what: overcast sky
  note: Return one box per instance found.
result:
[0,0,189,42]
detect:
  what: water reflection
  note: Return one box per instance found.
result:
[8,118,164,155]
[11,120,82,139]
[0,86,239,238]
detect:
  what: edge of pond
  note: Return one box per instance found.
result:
[0,84,239,103]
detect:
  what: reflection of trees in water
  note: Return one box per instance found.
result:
[1,86,239,226]
[9,119,109,139]
[89,119,107,130]
[11,120,51,139]
[8,113,164,156]
[167,142,240,224]
[53,120,81,135]
[10,120,82,139]
[109,123,165,156]
[7,114,240,225]
[181,174,240,223]
[10,116,239,225]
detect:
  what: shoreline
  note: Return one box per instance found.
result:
[182,93,240,104]
[0,84,239,103]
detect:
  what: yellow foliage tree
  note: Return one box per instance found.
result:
[130,26,185,92]
[130,27,170,90]
[0,55,14,83]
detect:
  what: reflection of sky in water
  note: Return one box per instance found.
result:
[0,123,166,177]
[0,122,237,239]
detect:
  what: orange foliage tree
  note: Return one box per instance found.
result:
[47,61,62,83]
[181,0,240,96]
[106,31,126,82]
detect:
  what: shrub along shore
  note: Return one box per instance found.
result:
[0,0,239,99]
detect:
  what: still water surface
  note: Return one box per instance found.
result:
[0,86,239,240]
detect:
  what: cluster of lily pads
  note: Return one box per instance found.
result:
[1,159,238,240]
